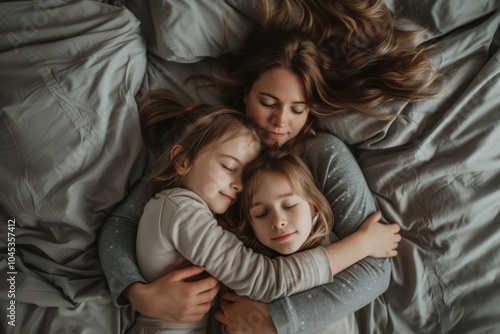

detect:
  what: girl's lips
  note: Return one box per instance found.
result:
[220,193,234,203]
[272,232,296,241]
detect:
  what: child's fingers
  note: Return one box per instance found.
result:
[388,249,398,257]
[369,211,383,222]
[386,223,401,235]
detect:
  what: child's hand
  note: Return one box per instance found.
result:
[359,211,401,258]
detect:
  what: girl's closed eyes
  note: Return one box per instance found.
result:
[251,201,300,220]
[221,163,236,172]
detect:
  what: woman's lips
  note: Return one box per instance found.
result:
[265,130,286,139]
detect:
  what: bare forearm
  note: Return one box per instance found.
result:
[325,231,368,275]
[325,211,400,275]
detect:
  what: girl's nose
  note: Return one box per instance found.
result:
[231,178,242,192]
[271,213,287,229]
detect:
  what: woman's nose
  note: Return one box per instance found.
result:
[271,109,285,128]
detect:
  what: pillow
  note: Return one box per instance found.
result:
[126,0,253,63]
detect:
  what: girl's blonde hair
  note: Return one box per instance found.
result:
[139,89,261,198]
[205,0,441,128]
[228,149,333,257]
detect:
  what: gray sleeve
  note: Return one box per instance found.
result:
[268,132,391,333]
[97,177,148,307]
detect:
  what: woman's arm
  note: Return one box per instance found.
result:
[97,177,148,306]
[268,132,391,333]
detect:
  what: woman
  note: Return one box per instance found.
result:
[98,1,439,332]
[127,91,399,334]
[98,74,386,333]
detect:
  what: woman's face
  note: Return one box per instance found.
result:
[244,67,310,147]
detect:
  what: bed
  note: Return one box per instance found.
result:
[1,0,499,333]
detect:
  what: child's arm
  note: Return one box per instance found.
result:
[325,211,401,275]
[140,189,334,304]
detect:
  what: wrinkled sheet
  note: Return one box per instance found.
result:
[1,0,499,333]
[349,12,500,334]
[0,1,147,333]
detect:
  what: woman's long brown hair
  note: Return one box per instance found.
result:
[206,0,442,120]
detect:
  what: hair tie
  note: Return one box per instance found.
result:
[312,212,319,226]
[185,103,198,112]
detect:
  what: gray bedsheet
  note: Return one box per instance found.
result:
[0,1,147,333]
[1,1,499,333]
[347,12,500,334]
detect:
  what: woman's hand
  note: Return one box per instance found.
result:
[216,292,277,334]
[125,266,219,322]
[358,211,401,258]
